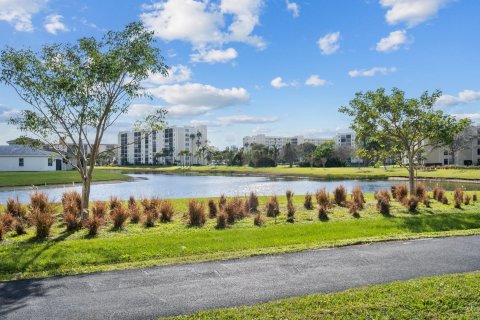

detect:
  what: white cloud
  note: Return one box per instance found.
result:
[348,67,397,78]
[380,0,450,27]
[286,0,299,18]
[376,29,409,52]
[317,31,340,55]
[436,90,480,107]
[0,0,47,31]
[0,105,20,122]
[305,75,327,87]
[191,115,278,127]
[44,14,68,34]
[190,47,238,63]
[148,82,250,117]
[144,64,192,86]
[451,113,480,121]
[252,125,272,134]
[127,104,163,117]
[271,76,288,88]
[141,0,265,49]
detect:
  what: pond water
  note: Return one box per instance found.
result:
[1,173,479,203]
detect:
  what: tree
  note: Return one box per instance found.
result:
[339,88,470,191]
[444,127,474,165]
[313,141,335,168]
[283,142,297,167]
[0,22,168,220]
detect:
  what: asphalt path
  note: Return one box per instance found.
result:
[1,235,480,320]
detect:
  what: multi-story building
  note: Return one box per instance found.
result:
[118,125,207,166]
[335,132,355,147]
[243,134,330,150]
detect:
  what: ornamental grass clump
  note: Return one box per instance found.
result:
[208,199,218,218]
[110,204,129,230]
[5,197,27,235]
[143,209,156,228]
[414,183,426,201]
[286,190,294,203]
[91,201,107,218]
[218,194,227,211]
[464,194,471,206]
[266,196,280,218]
[304,193,313,210]
[84,215,103,236]
[159,200,174,223]
[188,200,206,227]
[375,190,391,216]
[473,194,478,202]
[248,192,259,213]
[62,191,82,231]
[109,196,122,211]
[0,213,14,234]
[394,184,408,203]
[454,187,464,209]
[216,211,228,229]
[406,195,419,213]
[29,192,54,238]
[333,185,347,206]
[254,212,265,226]
[442,195,449,205]
[347,200,360,218]
[433,187,445,202]
[423,195,431,208]
[286,201,295,223]
[128,196,141,224]
[351,186,365,210]
[316,188,330,209]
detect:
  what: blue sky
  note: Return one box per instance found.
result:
[0,0,479,148]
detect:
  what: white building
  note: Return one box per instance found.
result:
[243,134,330,150]
[0,145,69,171]
[118,125,208,166]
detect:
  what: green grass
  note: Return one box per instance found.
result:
[1,192,480,281]
[98,165,480,181]
[0,170,128,187]
[166,272,480,319]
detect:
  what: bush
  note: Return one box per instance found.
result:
[333,185,347,206]
[128,195,136,207]
[465,194,471,206]
[286,202,295,223]
[406,195,419,213]
[128,202,142,224]
[30,192,50,213]
[29,206,54,239]
[248,192,259,213]
[224,198,247,224]
[394,184,408,203]
[318,205,329,221]
[207,199,218,218]
[266,196,280,218]
[473,194,478,202]
[286,190,294,203]
[216,212,228,229]
[0,213,15,233]
[92,201,107,218]
[143,209,156,228]
[84,215,103,236]
[5,197,27,235]
[218,194,227,211]
[62,191,82,231]
[433,187,445,202]
[347,200,360,218]
[110,205,129,230]
[351,186,365,210]
[304,193,313,210]
[454,187,464,209]
[254,212,265,226]
[159,200,174,223]
[441,195,449,205]
[376,190,391,215]
[423,196,431,208]
[188,200,206,227]
[109,196,122,211]
[414,183,426,200]
[316,188,330,209]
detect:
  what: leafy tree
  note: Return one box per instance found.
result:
[283,142,297,167]
[339,88,470,191]
[0,22,168,220]
[443,127,474,165]
[313,141,335,168]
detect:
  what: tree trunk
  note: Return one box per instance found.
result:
[80,175,91,221]
[408,160,415,193]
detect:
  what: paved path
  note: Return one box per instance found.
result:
[1,235,480,320]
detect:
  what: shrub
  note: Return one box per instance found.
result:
[376,190,391,216]
[92,201,107,218]
[30,192,50,213]
[432,187,440,200]
[224,198,247,224]
[347,200,360,218]
[0,213,15,232]
[394,184,408,203]
[316,188,330,208]
[29,207,54,239]
[143,209,156,228]
[266,196,280,218]
[208,199,218,218]
[188,200,206,227]
[5,197,27,235]
[473,194,478,202]
[390,185,397,197]
[441,195,449,205]
[248,192,259,213]
[454,187,464,209]
[375,189,391,202]
[333,185,347,206]
[433,187,445,202]
[216,212,228,229]
[423,196,431,208]
[128,202,142,224]
[218,194,227,211]
[62,191,82,231]
[141,198,160,219]
[109,196,122,211]
[0,223,5,242]
[414,183,426,200]
[84,215,103,236]
[406,195,419,213]
[318,205,329,221]
[159,200,174,223]
[465,194,471,206]
[128,195,136,207]
[304,193,313,210]
[110,205,129,230]
[254,212,265,226]
[286,190,294,203]
[286,202,295,223]
[352,186,365,210]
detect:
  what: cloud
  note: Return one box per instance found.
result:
[305,75,327,87]
[141,0,265,49]
[252,125,272,134]
[380,0,450,27]
[271,76,288,88]
[190,47,238,63]
[44,14,68,34]
[127,104,164,117]
[376,29,409,52]
[317,31,340,55]
[0,0,47,31]
[144,64,192,86]
[148,82,250,117]
[191,115,278,127]
[348,67,397,78]
[436,90,480,107]
[286,1,299,18]
[0,105,20,122]
[451,113,480,121]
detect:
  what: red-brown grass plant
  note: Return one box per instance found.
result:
[464,194,471,206]
[473,194,478,202]
[441,195,449,205]
[316,188,330,209]
[254,212,265,226]
[141,198,160,220]
[286,190,294,203]
[333,185,347,207]
[216,211,228,229]
[159,200,174,223]
[110,204,129,230]
[376,190,391,216]
[347,200,360,218]
[208,199,218,218]
[0,222,5,241]
[84,215,103,236]
[218,194,227,211]
[286,201,295,223]
[0,213,15,233]
[128,201,142,224]
[243,200,251,217]
[390,185,397,197]
[91,201,107,218]
[351,186,365,210]
[304,193,314,210]
[29,192,55,238]
[406,195,419,213]
[433,187,445,202]
[423,195,431,208]
[414,183,426,201]
[143,209,156,228]
[318,205,329,221]
[109,196,122,211]
[5,197,27,235]
[454,187,464,209]
[224,198,247,224]
[394,184,408,203]
[188,200,206,227]
[248,192,259,213]
[62,191,82,231]
[266,196,280,218]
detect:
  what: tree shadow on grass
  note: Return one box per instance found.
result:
[399,213,480,233]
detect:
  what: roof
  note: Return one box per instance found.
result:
[0,145,60,157]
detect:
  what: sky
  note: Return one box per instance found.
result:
[0,0,479,148]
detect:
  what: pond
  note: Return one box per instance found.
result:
[1,173,479,203]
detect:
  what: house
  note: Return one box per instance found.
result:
[0,145,70,171]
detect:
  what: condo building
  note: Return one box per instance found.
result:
[118,125,207,166]
[243,134,331,149]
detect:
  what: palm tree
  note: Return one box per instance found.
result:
[189,133,196,166]
[177,150,189,167]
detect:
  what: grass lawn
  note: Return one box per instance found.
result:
[166,272,480,319]
[1,192,480,281]
[0,170,128,187]
[98,165,480,181]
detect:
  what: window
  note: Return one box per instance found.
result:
[48,158,53,166]
[478,148,480,156]
[444,150,449,156]
[444,159,449,165]
[19,158,24,167]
